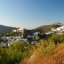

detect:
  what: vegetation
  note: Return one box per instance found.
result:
[35,36,40,41]
[35,23,61,33]
[0,25,17,33]
[20,33,64,64]
[0,40,35,64]
[6,31,22,36]
[49,34,64,44]
[21,43,64,64]
[0,32,64,64]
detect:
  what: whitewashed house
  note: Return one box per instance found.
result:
[51,25,64,34]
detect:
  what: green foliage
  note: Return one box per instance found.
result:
[6,31,22,36]
[30,40,55,60]
[0,40,34,64]
[50,34,64,44]
[45,42,55,56]
[0,47,7,64]
[35,36,40,41]
[1,33,64,64]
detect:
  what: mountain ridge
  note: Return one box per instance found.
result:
[0,23,63,33]
[0,25,17,33]
[33,23,62,33]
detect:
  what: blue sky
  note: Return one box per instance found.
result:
[0,0,64,29]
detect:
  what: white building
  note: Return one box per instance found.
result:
[51,25,64,34]
[12,30,17,32]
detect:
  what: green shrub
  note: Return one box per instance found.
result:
[35,36,40,41]
[49,34,64,44]
[0,40,34,64]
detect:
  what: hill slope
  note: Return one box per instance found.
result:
[0,25,16,33]
[34,23,62,33]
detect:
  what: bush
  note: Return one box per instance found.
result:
[35,36,40,41]
[49,34,64,44]
[0,40,35,64]
[20,41,64,64]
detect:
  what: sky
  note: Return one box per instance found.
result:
[0,0,64,29]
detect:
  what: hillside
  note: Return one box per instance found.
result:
[21,43,64,64]
[0,23,62,34]
[34,23,62,33]
[0,25,17,33]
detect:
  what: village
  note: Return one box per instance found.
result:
[0,25,64,48]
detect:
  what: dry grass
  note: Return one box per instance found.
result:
[19,43,64,64]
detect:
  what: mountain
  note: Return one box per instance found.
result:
[0,25,17,33]
[34,23,62,33]
[0,23,62,34]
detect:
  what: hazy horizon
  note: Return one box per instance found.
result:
[0,0,64,29]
